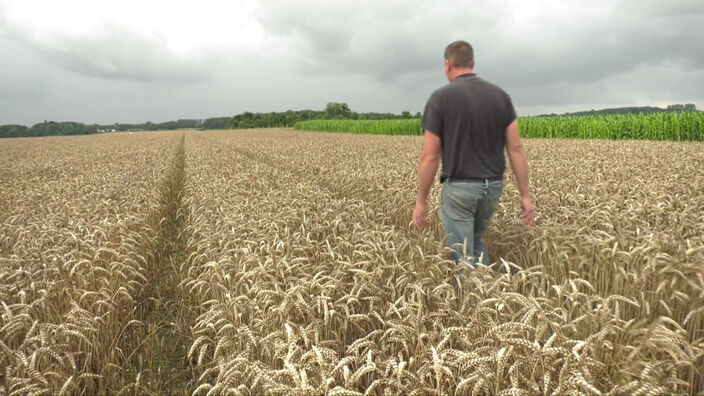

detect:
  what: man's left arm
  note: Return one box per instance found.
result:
[413,131,441,231]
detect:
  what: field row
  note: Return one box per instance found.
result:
[1,132,181,394]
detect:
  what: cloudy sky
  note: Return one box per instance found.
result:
[1,0,702,126]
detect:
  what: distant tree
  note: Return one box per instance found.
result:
[553,106,686,117]
[24,121,96,137]
[157,121,178,130]
[254,116,270,128]
[202,117,230,129]
[176,119,198,128]
[415,111,422,118]
[0,125,28,138]
[401,111,411,119]
[324,102,352,119]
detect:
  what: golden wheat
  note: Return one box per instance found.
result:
[178,129,703,394]
[0,132,180,394]
[1,129,702,394]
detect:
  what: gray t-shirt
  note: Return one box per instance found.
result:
[421,73,517,181]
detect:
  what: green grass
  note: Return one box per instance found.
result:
[294,112,704,141]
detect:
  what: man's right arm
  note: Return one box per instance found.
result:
[505,120,534,226]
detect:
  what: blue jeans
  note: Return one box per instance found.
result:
[440,179,504,266]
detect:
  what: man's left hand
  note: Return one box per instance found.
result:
[412,202,427,231]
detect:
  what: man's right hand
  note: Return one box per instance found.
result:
[521,196,534,226]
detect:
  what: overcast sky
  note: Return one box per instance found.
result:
[1,0,703,126]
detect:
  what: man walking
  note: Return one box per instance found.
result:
[412,40,534,266]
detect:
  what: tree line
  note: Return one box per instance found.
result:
[537,104,698,117]
[224,103,420,129]
[0,103,420,139]
[0,122,98,139]
[4,102,697,139]
[0,119,203,138]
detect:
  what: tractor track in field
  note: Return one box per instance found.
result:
[113,135,196,394]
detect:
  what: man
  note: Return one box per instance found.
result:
[412,40,534,266]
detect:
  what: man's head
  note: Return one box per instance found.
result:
[444,40,474,81]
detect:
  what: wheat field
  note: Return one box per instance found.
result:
[1,129,703,395]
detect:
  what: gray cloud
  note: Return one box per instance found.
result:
[257,0,704,87]
[0,0,703,125]
[0,17,210,83]
[255,0,704,116]
[255,1,500,80]
[496,3,703,87]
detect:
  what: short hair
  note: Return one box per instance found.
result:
[444,41,474,68]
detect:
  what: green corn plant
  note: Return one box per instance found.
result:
[294,112,703,141]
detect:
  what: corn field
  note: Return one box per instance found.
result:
[1,129,703,395]
[518,112,704,140]
[294,112,704,141]
[294,119,423,135]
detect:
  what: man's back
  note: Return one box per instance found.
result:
[413,40,532,264]
[422,73,516,181]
